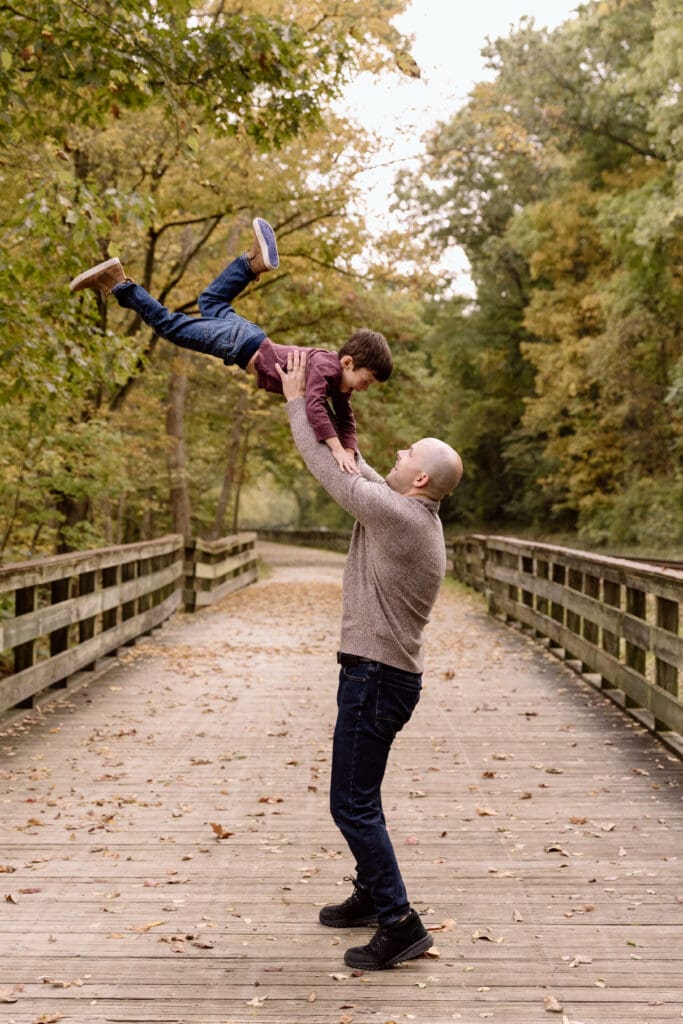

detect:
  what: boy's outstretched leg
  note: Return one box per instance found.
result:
[69,258,266,370]
[198,217,279,318]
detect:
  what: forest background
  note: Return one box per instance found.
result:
[0,0,681,563]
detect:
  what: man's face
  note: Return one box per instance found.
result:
[385,442,424,494]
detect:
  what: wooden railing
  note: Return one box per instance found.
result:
[452,535,683,750]
[258,527,352,553]
[184,533,258,610]
[0,532,257,717]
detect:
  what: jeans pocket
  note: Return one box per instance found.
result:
[375,678,420,739]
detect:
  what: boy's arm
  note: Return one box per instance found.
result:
[330,392,358,453]
[277,351,392,520]
[305,358,359,474]
[303,358,342,444]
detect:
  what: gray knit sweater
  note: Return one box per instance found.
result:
[287,398,446,673]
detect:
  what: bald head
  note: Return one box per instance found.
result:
[385,437,463,499]
[415,438,463,499]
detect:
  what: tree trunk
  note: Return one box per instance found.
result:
[166,353,192,537]
[232,425,252,533]
[211,387,250,539]
[54,492,92,553]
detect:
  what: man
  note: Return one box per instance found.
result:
[276,350,463,971]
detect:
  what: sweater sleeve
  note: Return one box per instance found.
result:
[357,452,385,484]
[287,398,397,525]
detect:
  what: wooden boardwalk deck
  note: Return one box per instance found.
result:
[1,541,681,1024]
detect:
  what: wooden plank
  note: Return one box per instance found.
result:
[192,565,258,607]
[190,548,256,582]
[0,535,183,593]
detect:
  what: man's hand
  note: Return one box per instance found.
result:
[275,349,307,401]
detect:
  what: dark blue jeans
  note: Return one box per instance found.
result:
[112,254,266,369]
[330,659,422,925]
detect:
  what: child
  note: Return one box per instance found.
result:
[70,219,393,474]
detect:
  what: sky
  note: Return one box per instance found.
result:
[338,0,582,291]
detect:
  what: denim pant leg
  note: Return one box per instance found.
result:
[112,280,266,369]
[330,661,422,925]
[198,253,255,318]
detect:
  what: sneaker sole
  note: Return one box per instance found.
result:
[319,913,378,929]
[69,257,122,292]
[252,218,279,270]
[344,932,434,970]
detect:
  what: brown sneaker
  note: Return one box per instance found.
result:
[69,257,126,296]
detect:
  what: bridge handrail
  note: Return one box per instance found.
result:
[0,532,257,717]
[258,527,352,553]
[453,534,683,746]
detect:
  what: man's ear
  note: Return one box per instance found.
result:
[413,471,430,489]
[340,354,354,370]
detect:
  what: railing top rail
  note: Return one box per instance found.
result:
[464,534,683,582]
[0,534,184,590]
[190,531,257,554]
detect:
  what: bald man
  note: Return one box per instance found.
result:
[277,351,462,971]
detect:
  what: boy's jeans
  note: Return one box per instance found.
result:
[112,254,266,369]
[330,659,422,925]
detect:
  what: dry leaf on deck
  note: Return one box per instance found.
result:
[210,822,234,839]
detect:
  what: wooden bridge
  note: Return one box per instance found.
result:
[1,540,682,1024]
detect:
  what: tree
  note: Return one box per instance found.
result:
[0,0,427,557]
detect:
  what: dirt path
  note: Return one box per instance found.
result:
[0,542,681,1024]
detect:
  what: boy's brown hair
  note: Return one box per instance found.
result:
[338,329,393,382]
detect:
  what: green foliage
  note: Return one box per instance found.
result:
[399,0,683,546]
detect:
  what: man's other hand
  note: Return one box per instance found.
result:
[275,349,307,401]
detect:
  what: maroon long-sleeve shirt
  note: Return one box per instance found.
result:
[253,338,357,451]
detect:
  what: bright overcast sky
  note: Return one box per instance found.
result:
[339,0,581,291]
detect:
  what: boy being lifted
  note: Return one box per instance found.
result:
[70,219,392,474]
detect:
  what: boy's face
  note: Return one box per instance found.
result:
[340,357,378,394]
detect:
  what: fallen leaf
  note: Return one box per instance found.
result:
[544,995,563,1012]
[210,822,234,839]
[132,920,165,933]
[0,986,19,1003]
[570,955,593,967]
[307,991,316,1002]
[427,917,456,932]
[245,995,267,1006]
[476,806,497,816]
